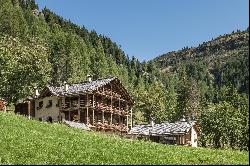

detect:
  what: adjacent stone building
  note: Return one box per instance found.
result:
[129,119,200,147]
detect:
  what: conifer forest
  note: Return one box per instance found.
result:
[0,0,249,150]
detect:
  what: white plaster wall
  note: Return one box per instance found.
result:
[191,126,198,147]
[35,96,60,122]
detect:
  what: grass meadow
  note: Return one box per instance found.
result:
[0,112,248,165]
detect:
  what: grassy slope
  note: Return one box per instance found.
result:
[0,112,248,165]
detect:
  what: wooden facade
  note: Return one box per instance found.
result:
[56,81,133,133]
[14,97,35,119]
[0,99,6,112]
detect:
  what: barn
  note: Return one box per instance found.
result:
[129,118,200,147]
[0,98,6,112]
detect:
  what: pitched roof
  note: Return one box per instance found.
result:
[39,77,133,104]
[63,120,91,131]
[129,121,198,136]
[47,77,116,96]
[129,124,151,135]
[15,96,34,105]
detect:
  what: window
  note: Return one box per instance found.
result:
[37,101,43,110]
[163,136,177,144]
[46,100,52,108]
[39,101,43,107]
[56,99,59,107]
[72,99,78,107]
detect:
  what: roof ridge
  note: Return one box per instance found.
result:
[44,77,118,96]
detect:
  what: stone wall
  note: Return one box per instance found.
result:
[35,96,63,122]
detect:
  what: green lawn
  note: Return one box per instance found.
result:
[0,112,248,165]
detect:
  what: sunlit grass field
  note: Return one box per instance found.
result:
[0,112,248,165]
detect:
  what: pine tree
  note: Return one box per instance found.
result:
[90,39,109,79]
[164,74,178,122]
[0,0,28,37]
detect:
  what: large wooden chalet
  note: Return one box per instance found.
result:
[15,77,134,133]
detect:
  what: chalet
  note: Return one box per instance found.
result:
[0,98,6,112]
[15,77,134,133]
[129,119,200,147]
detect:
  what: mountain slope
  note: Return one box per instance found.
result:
[0,0,160,103]
[0,0,249,151]
[0,112,248,165]
[154,29,248,70]
[153,29,249,94]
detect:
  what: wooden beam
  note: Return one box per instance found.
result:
[112,79,131,103]
[111,113,113,125]
[111,97,113,112]
[78,95,80,122]
[93,94,95,125]
[130,107,133,128]
[119,98,121,112]
[69,97,72,121]
[92,94,95,107]
[102,111,104,123]
[59,97,62,122]
[78,95,80,109]
[111,84,112,95]
[86,94,89,124]
[126,115,129,132]
[4,102,6,112]
[69,110,71,121]
[28,101,31,119]
[62,97,65,108]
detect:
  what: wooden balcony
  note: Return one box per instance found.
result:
[95,91,123,101]
[90,121,128,133]
[60,94,130,116]
[95,103,128,115]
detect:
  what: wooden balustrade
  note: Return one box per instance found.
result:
[94,121,127,132]
[59,88,130,133]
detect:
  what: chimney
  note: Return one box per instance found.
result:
[34,85,39,97]
[64,81,69,91]
[180,115,186,122]
[87,75,92,82]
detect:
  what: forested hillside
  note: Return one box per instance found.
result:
[0,0,161,103]
[154,29,249,95]
[152,29,249,150]
[0,0,248,151]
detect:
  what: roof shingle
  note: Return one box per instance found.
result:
[48,77,116,96]
[129,121,197,135]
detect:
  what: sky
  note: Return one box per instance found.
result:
[36,0,249,61]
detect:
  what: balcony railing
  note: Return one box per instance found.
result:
[90,122,128,132]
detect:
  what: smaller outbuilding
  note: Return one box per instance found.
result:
[0,98,6,112]
[129,118,200,147]
[14,96,35,119]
